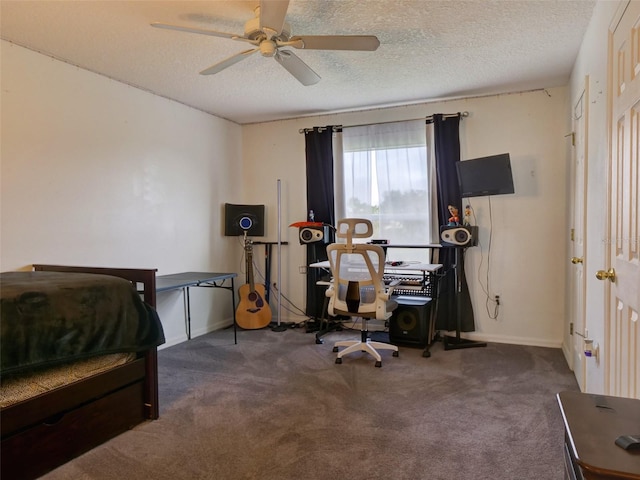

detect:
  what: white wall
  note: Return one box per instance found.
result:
[0,41,244,347]
[567,0,623,394]
[243,88,570,347]
[0,38,584,350]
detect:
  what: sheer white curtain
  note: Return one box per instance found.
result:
[333,120,436,253]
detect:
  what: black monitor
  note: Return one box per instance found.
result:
[456,153,515,198]
[224,203,265,237]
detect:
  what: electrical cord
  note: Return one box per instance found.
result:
[238,237,309,321]
[467,201,500,319]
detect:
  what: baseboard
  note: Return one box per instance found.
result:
[440,331,562,349]
[159,317,234,349]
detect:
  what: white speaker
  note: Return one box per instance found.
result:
[440,225,479,247]
[299,226,330,244]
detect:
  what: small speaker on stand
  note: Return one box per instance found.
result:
[299,225,331,244]
[439,225,479,247]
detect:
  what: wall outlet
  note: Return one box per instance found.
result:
[299,266,307,274]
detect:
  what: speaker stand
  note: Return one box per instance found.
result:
[444,247,486,351]
[270,322,289,332]
[444,335,486,350]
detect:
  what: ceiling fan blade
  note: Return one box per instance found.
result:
[259,0,289,36]
[290,35,380,51]
[274,50,320,86]
[151,22,238,40]
[200,49,259,75]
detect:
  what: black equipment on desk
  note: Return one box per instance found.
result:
[383,273,436,298]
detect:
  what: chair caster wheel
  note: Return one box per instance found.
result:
[375,361,382,368]
[335,358,342,364]
[422,350,431,358]
[392,351,399,357]
[332,346,339,352]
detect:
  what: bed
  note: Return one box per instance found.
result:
[0,264,165,480]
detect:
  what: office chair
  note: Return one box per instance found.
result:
[325,218,399,367]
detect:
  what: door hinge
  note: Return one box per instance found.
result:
[570,228,575,242]
[565,132,575,146]
[570,322,574,335]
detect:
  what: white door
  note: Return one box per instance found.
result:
[607,0,640,399]
[570,87,588,391]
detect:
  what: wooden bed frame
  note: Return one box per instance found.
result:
[1,264,160,480]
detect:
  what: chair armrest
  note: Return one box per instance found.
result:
[382,279,400,298]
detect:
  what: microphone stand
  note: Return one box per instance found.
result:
[271,179,288,332]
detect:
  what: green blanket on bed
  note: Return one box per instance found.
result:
[0,271,165,376]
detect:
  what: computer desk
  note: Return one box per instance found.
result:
[156,272,238,343]
[309,260,443,353]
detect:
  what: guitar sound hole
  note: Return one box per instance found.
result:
[248,292,263,307]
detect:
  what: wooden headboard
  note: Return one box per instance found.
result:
[32,264,158,307]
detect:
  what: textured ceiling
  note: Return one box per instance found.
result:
[0,0,596,125]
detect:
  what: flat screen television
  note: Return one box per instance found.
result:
[224,203,265,237]
[456,153,515,198]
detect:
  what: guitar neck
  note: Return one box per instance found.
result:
[245,238,256,291]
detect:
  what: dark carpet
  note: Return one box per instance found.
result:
[42,326,579,479]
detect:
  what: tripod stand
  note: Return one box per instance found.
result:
[443,246,486,350]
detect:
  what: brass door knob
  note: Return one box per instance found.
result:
[571,257,583,264]
[595,268,616,282]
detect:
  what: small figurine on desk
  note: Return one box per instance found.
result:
[463,205,472,227]
[447,205,460,225]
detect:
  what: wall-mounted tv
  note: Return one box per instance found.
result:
[224,203,265,237]
[456,153,515,198]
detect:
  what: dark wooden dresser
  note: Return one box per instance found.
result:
[557,391,640,480]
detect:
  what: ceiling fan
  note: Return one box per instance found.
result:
[151,0,380,86]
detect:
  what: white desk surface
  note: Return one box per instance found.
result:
[309,260,443,272]
[379,243,443,249]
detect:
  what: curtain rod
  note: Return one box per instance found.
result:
[299,111,469,134]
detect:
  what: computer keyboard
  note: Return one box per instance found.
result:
[383,274,437,297]
[383,274,423,286]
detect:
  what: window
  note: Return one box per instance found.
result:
[334,120,436,259]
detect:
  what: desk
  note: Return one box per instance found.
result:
[557,391,640,479]
[156,272,237,343]
[310,261,443,353]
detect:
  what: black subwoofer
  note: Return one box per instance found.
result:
[389,297,432,346]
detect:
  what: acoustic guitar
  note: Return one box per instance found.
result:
[236,237,272,329]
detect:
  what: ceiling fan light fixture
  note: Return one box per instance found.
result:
[259,40,277,57]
